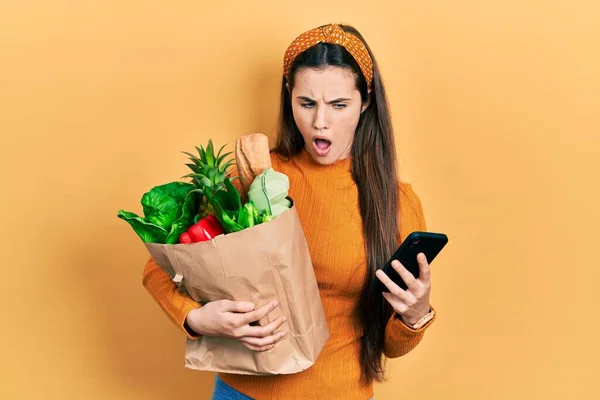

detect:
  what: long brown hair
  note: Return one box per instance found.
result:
[272,24,399,384]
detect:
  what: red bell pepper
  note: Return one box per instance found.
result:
[179,214,225,244]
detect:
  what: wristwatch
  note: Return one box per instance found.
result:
[408,308,436,330]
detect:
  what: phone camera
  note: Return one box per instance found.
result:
[412,238,420,245]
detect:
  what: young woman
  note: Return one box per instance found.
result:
[142,23,437,400]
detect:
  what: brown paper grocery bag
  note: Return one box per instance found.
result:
[145,205,330,375]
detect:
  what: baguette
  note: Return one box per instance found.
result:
[235,133,272,198]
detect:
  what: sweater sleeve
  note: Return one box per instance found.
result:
[142,256,203,339]
[383,183,437,358]
[140,153,281,340]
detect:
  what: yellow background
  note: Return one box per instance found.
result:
[2,1,599,399]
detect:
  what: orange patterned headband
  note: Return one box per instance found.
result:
[283,24,374,90]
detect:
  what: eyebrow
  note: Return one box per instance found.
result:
[297,96,352,104]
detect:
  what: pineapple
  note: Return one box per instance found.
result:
[182,139,235,218]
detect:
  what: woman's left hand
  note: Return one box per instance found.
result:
[375,252,431,326]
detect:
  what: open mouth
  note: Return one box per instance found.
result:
[313,138,332,157]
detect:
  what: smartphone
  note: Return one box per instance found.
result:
[374,231,448,292]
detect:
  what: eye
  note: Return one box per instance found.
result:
[333,103,347,109]
[301,102,315,109]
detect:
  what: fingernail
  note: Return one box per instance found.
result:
[272,301,279,307]
[282,316,287,322]
[280,331,287,337]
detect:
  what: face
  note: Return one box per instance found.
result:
[290,66,368,165]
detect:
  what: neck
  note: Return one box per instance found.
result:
[296,147,353,177]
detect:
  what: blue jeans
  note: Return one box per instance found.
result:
[211,375,254,400]
[211,374,374,400]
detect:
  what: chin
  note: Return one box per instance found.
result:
[312,156,336,165]
[306,146,346,165]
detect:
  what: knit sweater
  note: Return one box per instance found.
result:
[142,148,435,400]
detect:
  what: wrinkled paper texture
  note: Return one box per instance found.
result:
[145,206,330,375]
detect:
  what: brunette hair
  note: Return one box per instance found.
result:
[272,24,399,384]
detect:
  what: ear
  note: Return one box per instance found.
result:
[361,89,372,113]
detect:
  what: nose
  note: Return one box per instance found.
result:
[313,105,330,130]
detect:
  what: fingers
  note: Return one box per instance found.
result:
[417,252,431,285]
[379,254,433,321]
[375,268,413,302]
[249,315,287,336]
[391,260,418,290]
[237,315,288,352]
[238,300,279,326]
[382,291,409,314]
[238,314,287,338]
[239,330,288,351]
[221,299,256,313]
[241,343,273,352]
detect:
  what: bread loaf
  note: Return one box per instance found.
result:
[235,133,272,198]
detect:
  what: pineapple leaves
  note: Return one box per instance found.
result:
[222,160,235,174]
[216,151,233,166]
[120,139,279,245]
[185,163,198,172]
[180,173,211,188]
[199,177,212,187]
[205,140,215,165]
[207,168,217,182]
[188,188,204,196]
[182,151,199,162]
[195,146,206,163]
[214,172,225,186]
[215,143,227,159]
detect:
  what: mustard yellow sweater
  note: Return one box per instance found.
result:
[142,149,435,400]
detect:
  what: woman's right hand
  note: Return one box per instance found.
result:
[185,300,288,352]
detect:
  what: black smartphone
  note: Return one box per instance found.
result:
[374,231,448,292]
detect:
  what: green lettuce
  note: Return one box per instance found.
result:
[117,181,197,244]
